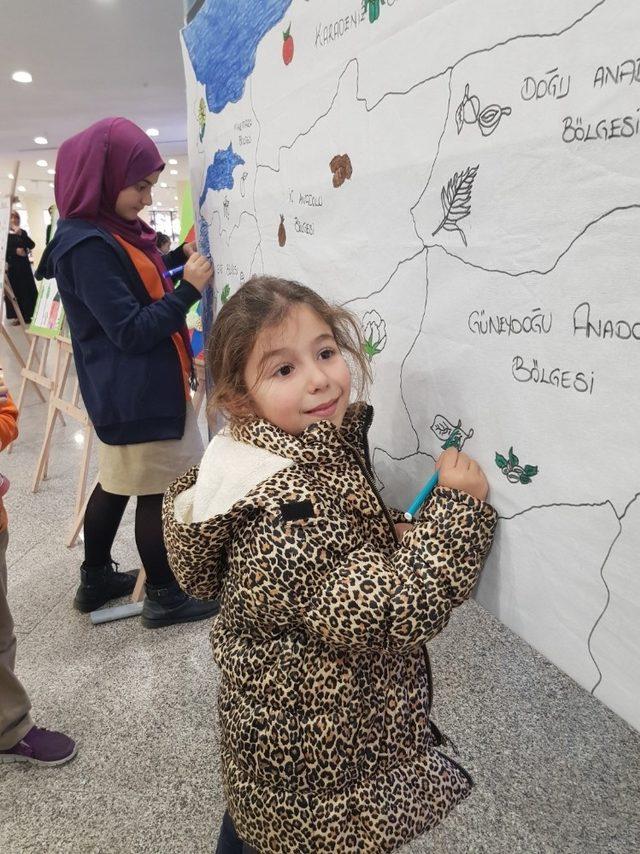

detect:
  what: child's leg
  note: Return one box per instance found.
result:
[83,482,130,565]
[75,483,137,612]
[136,494,219,629]
[215,810,258,854]
[0,529,34,750]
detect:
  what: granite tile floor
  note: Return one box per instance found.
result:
[1,328,639,854]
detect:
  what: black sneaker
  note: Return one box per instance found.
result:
[141,582,219,629]
[74,560,138,613]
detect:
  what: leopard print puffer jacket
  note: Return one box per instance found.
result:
[163,404,497,853]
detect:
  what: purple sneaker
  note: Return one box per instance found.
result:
[0,726,77,766]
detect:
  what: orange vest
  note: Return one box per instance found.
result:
[114,236,191,400]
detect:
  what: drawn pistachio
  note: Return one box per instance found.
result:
[495,447,538,485]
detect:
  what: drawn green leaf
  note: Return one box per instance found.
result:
[519,474,532,484]
[495,452,508,469]
[523,464,538,477]
[364,337,382,358]
[508,446,519,467]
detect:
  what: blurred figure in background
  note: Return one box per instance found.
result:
[5,211,38,326]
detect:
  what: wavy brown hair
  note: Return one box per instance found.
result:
[206,276,371,423]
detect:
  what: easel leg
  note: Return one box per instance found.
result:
[0,325,26,369]
[3,274,30,345]
[7,336,37,454]
[32,348,72,492]
[67,474,98,549]
[131,567,147,602]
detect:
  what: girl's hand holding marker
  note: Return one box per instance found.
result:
[399,448,489,539]
[182,252,213,293]
[437,447,489,502]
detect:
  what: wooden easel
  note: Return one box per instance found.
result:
[1,274,28,369]
[31,336,96,547]
[7,331,61,454]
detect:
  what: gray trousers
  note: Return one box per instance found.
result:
[0,528,33,750]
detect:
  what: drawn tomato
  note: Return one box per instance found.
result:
[282,24,294,65]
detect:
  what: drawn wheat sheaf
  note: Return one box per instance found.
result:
[432,165,479,246]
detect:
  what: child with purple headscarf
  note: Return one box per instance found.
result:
[37,117,218,628]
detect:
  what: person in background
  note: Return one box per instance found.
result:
[0,370,76,766]
[5,211,38,326]
[37,117,218,629]
[155,232,172,255]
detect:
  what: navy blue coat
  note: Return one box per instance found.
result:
[37,220,201,445]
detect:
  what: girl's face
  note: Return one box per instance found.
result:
[114,170,161,220]
[10,213,20,230]
[243,303,352,436]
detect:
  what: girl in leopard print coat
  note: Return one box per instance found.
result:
[163,276,497,854]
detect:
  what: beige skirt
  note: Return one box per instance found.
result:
[98,402,204,496]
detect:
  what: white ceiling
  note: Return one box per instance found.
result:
[0,0,190,209]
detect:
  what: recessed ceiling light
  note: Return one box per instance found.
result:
[15,202,23,208]
[7,173,14,180]
[168,158,177,165]
[17,185,26,192]
[160,181,167,188]
[157,201,163,206]
[34,136,48,145]
[174,196,178,201]
[12,70,32,83]
[170,169,178,175]
[146,128,159,137]
[36,159,48,167]
[47,169,55,175]
[49,182,54,188]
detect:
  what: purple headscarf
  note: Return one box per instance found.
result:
[54,117,194,365]
[54,117,167,282]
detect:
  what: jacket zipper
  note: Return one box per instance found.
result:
[343,406,436,717]
[337,406,398,546]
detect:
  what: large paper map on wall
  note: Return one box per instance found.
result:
[182,0,640,731]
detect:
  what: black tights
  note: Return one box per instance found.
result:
[83,483,175,587]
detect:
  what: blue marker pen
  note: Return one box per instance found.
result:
[404,471,439,521]
[162,264,185,278]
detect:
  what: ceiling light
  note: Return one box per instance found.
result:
[11,70,32,83]
[160,181,167,188]
[17,185,26,192]
[49,182,54,188]
[7,173,14,180]
[36,159,47,167]
[146,128,159,137]
[170,169,178,175]
[157,201,163,206]
[47,169,55,175]
[34,136,48,145]
[168,158,177,165]
[15,202,23,208]
[174,196,178,201]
